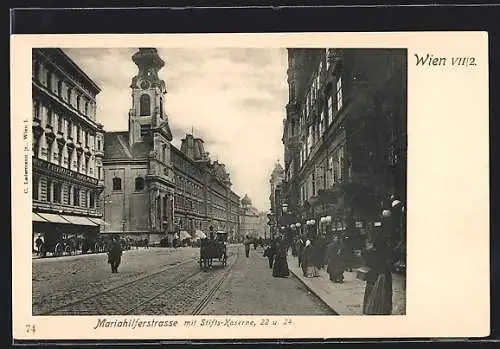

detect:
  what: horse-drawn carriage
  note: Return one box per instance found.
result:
[199,231,228,270]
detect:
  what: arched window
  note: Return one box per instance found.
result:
[140,94,151,116]
[112,177,122,191]
[135,177,145,191]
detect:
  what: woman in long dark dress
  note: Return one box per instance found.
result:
[362,234,393,315]
[326,234,346,282]
[272,238,290,277]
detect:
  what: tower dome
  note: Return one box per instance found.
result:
[241,194,252,207]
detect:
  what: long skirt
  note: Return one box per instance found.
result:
[272,255,289,277]
[363,272,393,315]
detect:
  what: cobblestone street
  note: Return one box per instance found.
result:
[33,244,333,316]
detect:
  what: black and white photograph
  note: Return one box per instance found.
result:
[30,46,407,317]
[11,31,489,341]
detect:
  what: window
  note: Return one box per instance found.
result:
[67,87,72,104]
[47,108,53,127]
[47,142,52,162]
[67,121,72,138]
[53,182,62,203]
[33,100,40,120]
[76,95,81,111]
[97,140,101,150]
[32,139,40,158]
[84,101,89,116]
[57,79,63,97]
[33,61,40,80]
[76,126,81,143]
[76,154,81,172]
[97,166,102,180]
[85,131,89,147]
[312,172,316,196]
[336,77,343,111]
[112,177,122,191]
[58,147,64,166]
[46,71,52,91]
[140,94,151,116]
[160,98,163,118]
[57,115,63,133]
[135,177,145,191]
[73,187,80,206]
[328,156,334,186]
[328,95,334,125]
[89,192,95,208]
[47,180,53,202]
[32,176,39,200]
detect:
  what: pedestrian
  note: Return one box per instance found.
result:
[326,234,346,283]
[301,239,319,277]
[264,239,277,268]
[296,237,305,267]
[272,237,290,277]
[244,235,251,258]
[107,236,123,273]
[361,234,393,315]
[314,235,327,270]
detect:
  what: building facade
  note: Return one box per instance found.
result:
[32,48,105,250]
[103,48,240,244]
[239,194,261,240]
[282,48,407,245]
[268,161,284,237]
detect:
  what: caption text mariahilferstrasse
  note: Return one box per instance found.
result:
[93,317,293,330]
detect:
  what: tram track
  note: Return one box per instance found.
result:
[38,248,239,316]
[38,256,199,316]
[191,247,240,315]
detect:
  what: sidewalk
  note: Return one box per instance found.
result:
[287,254,406,315]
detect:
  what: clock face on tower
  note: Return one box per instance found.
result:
[139,80,151,90]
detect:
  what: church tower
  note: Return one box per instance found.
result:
[129,48,172,146]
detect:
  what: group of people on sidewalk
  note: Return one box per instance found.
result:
[292,229,401,315]
[294,233,356,283]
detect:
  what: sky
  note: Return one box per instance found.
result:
[63,48,288,212]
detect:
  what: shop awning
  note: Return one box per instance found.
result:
[32,212,48,223]
[61,215,98,226]
[37,213,71,224]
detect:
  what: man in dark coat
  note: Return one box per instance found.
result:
[107,236,123,273]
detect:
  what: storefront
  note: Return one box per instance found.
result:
[32,211,102,254]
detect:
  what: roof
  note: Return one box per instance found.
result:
[39,49,102,95]
[103,131,151,160]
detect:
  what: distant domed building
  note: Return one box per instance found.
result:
[238,194,262,240]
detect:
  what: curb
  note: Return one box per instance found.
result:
[287,260,341,316]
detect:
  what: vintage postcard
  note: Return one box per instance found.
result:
[11,32,489,341]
